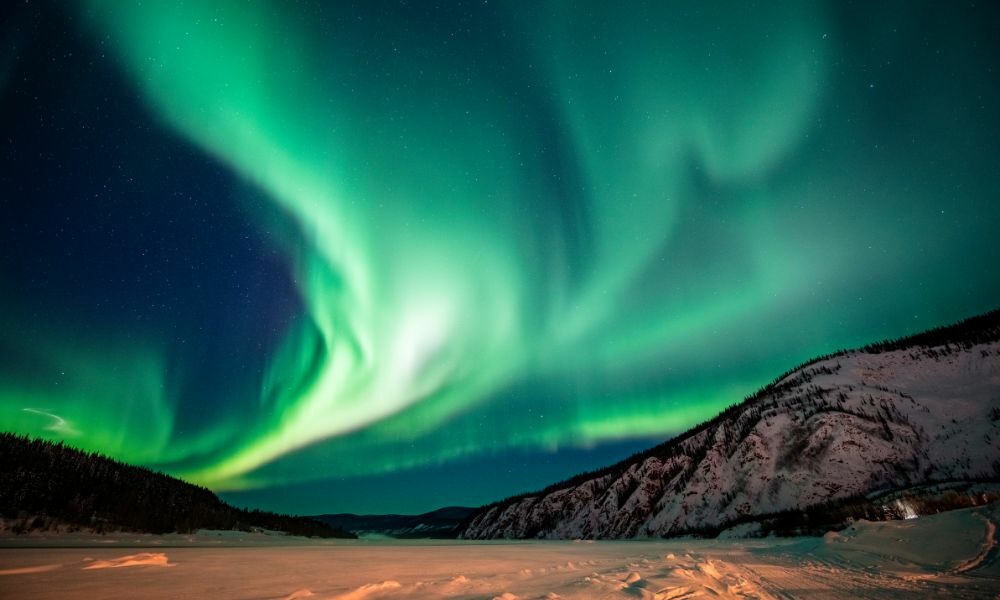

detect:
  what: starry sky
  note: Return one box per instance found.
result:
[1,1,998,515]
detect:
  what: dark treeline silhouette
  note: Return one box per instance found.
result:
[462,307,1000,529]
[0,433,355,538]
[313,506,476,539]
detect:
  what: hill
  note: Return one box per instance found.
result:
[460,309,1000,539]
[0,433,355,538]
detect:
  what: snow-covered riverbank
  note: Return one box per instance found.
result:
[1,503,998,599]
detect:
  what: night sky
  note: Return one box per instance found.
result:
[1,1,999,515]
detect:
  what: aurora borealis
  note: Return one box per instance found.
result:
[1,1,999,514]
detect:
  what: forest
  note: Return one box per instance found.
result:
[0,433,355,538]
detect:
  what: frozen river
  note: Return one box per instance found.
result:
[1,504,998,599]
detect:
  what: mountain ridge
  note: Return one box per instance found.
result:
[459,308,1000,539]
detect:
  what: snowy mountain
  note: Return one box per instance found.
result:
[459,310,1000,539]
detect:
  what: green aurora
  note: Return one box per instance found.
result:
[1,1,998,513]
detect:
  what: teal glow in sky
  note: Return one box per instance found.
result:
[0,1,998,514]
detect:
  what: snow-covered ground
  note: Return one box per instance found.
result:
[1,503,998,599]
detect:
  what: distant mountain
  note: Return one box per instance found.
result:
[460,309,1000,539]
[0,434,355,538]
[313,506,475,538]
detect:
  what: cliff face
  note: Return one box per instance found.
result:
[460,314,1000,539]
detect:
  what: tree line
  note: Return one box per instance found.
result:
[0,432,355,538]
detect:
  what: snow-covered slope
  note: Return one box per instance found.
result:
[460,311,1000,539]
